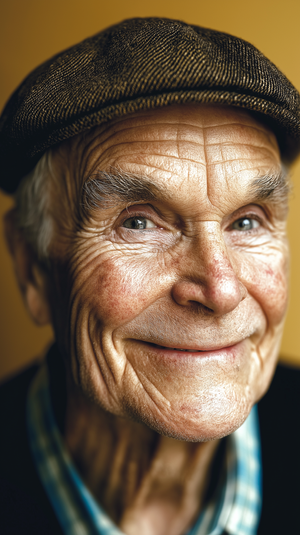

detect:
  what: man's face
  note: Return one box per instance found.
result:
[48,104,289,441]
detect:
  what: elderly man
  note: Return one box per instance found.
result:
[0,17,300,535]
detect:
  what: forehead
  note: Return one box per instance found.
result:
[60,104,282,205]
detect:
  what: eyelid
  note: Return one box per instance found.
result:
[224,204,267,230]
[117,203,169,229]
[231,216,260,231]
[120,210,157,227]
[123,216,157,230]
[226,216,263,235]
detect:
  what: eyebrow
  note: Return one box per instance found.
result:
[250,168,291,206]
[82,167,291,214]
[82,169,164,212]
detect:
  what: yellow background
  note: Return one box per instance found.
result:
[1,0,300,380]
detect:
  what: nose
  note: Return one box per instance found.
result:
[171,224,247,316]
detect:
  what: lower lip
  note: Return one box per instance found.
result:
[140,341,244,360]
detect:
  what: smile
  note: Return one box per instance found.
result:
[133,340,248,368]
[147,342,240,353]
[153,345,205,352]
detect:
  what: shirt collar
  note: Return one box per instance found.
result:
[27,361,262,535]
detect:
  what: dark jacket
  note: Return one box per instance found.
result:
[0,345,299,534]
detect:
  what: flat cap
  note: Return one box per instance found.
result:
[1,17,300,193]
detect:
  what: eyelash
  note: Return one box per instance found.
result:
[119,212,264,229]
[229,213,263,231]
[119,209,159,227]
[116,201,267,237]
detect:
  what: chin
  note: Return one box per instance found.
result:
[121,388,253,442]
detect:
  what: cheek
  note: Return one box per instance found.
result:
[89,257,160,326]
[241,254,289,326]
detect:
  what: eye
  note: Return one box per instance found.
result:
[231,217,260,231]
[122,216,157,230]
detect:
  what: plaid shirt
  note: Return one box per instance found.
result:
[27,363,262,535]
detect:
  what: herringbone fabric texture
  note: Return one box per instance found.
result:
[0,17,300,193]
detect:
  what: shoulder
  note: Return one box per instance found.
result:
[0,362,40,469]
[258,362,300,445]
[258,362,300,435]
[0,361,63,535]
[0,361,39,407]
[258,363,300,534]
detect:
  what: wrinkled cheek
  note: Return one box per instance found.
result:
[244,258,288,326]
[89,258,157,326]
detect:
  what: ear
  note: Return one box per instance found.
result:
[4,208,51,326]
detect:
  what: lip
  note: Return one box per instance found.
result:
[139,340,245,358]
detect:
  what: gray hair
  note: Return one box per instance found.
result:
[14,151,53,264]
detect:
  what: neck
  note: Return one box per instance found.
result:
[64,386,220,535]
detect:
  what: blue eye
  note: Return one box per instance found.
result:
[122,217,156,229]
[232,217,259,231]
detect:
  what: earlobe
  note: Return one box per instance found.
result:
[25,265,52,326]
[4,208,51,326]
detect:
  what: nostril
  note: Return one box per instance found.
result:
[189,300,214,314]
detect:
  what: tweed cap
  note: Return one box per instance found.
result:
[1,17,300,193]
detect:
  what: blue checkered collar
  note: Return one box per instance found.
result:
[27,362,262,535]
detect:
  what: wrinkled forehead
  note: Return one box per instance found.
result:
[53,103,281,186]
